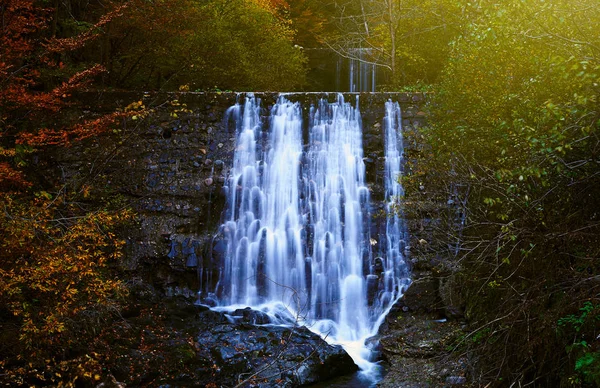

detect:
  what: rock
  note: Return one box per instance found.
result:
[231,307,271,324]
[211,238,227,262]
[204,178,213,186]
[186,252,198,267]
[96,374,126,388]
[397,272,441,314]
[199,295,218,307]
[446,376,467,385]
[196,309,358,387]
[366,274,379,305]
[378,268,469,388]
[444,305,464,320]
[364,336,383,361]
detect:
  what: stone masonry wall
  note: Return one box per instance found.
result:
[55,92,428,297]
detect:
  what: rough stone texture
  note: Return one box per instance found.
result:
[56,91,428,298]
[195,307,357,387]
[100,293,356,388]
[50,91,471,387]
[377,284,469,388]
[376,118,471,387]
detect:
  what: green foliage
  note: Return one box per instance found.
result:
[36,0,307,91]
[412,0,600,385]
[558,302,600,333]
[558,303,600,385]
[575,352,600,386]
[104,0,306,91]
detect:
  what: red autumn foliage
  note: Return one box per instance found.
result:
[0,162,33,191]
[1,2,139,384]
[44,3,130,53]
[17,110,129,146]
[0,0,131,148]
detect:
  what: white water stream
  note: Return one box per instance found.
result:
[214,93,410,382]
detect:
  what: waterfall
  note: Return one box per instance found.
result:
[306,96,371,339]
[214,93,410,380]
[381,101,411,319]
[336,49,377,92]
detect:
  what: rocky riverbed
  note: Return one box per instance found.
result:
[377,270,469,388]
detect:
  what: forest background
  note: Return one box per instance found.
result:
[1,0,599,386]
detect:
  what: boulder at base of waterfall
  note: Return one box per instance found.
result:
[195,308,357,387]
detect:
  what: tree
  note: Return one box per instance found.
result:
[0,0,130,147]
[98,0,307,91]
[1,1,136,384]
[418,0,600,384]
[324,0,462,87]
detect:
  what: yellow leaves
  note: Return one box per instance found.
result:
[122,99,153,122]
[488,280,501,288]
[124,100,145,112]
[1,193,133,362]
[0,146,17,157]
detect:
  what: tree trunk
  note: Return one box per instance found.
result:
[387,0,396,82]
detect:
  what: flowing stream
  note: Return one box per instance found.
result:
[213,93,410,383]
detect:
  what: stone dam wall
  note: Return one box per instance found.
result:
[57,92,429,297]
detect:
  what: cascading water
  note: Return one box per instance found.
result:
[217,94,305,310]
[213,93,410,383]
[379,100,412,322]
[335,49,377,92]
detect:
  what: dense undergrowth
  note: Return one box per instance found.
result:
[408,1,600,386]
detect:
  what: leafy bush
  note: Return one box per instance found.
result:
[414,0,600,385]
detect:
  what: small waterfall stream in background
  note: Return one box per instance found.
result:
[211,93,410,384]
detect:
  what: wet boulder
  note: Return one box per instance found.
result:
[231,307,271,324]
[196,308,358,387]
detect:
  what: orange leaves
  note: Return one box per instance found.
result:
[51,64,107,98]
[18,111,130,147]
[251,0,289,14]
[0,162,33,191]
[0,2,140,384]
[0,0,129,137]
[0,189,133,364]
[44,3,131,53]
[0,0,47,59]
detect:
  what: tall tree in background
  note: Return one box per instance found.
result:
[98,0,307,91]
[1,0,132,161]
[287,0,333,47]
